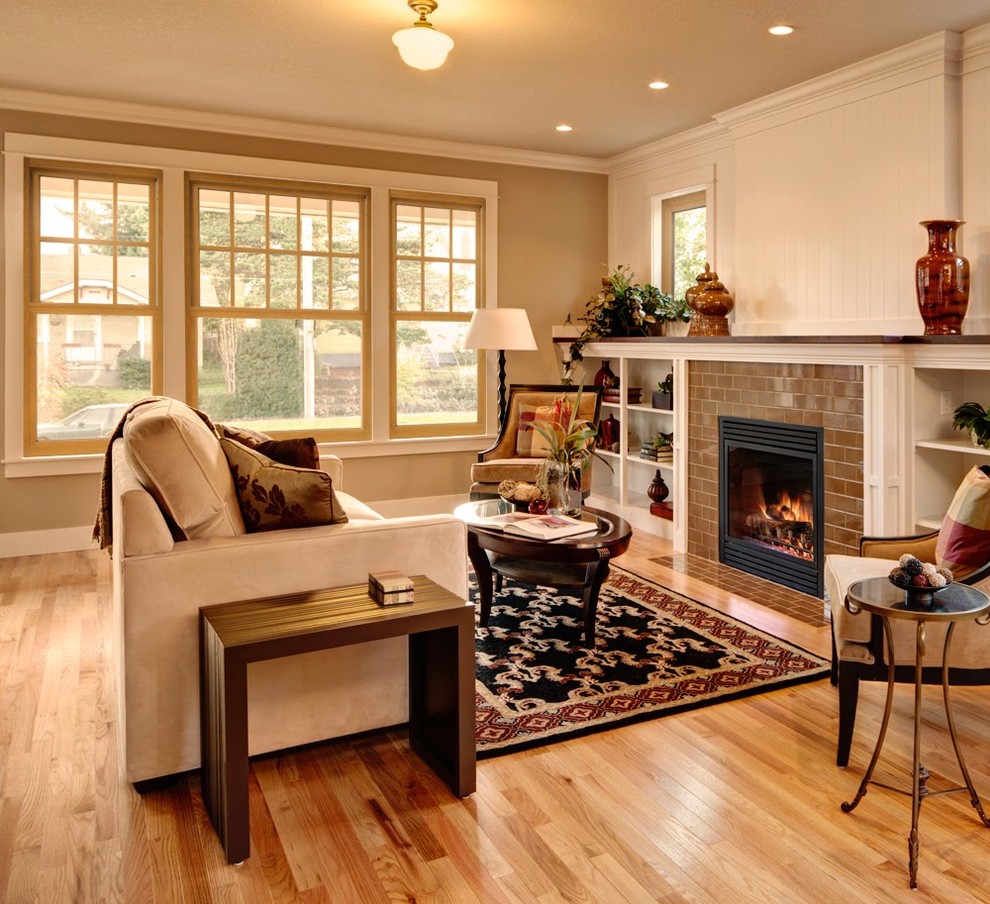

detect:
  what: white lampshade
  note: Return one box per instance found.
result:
[464,308,538,351]
[392,23,454,71]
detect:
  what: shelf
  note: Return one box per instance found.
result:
[915,438,990,456]
[915,515,942,531]
[601,401,673,415]
[597,449,621,460]
[627,455,673,468]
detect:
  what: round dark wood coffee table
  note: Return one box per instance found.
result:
[454,499,633,646]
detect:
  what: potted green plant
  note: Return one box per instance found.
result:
[568,266,689,365]
[952,401,990,448]
[652,370,674,410]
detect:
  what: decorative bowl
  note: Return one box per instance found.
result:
[499,493,533,511]
[888,575,950,609]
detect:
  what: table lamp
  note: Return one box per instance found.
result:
[464,308,538,430]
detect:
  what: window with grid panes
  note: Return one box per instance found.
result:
[26,161,161,455]
[391,197,483,438]
[188,175,370,440]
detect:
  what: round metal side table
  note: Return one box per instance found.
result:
[840,577,990,889]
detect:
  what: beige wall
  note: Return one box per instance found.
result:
[0,109,607,537]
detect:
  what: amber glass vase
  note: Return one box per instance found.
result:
[916,220,969,335]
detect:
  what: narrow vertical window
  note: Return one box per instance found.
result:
[26,162,161,454]
[188,176,370,440]
[391,196,483,437]
[661,190,707,303]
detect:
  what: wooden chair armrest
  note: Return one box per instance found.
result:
[859,531,938,561]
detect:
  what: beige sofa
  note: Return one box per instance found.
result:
[111,399,468,784]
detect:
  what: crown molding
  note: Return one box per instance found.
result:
[0,86,608,175]
[962,21,990,73]
[605,121,732,179]
[714,30,963,139]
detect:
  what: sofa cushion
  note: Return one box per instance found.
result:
[936,464,990,579]
[221,437,348,532]
[217,423,320,470]
[123,398,245,540]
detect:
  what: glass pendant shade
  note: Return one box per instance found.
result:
[392,23,454,70]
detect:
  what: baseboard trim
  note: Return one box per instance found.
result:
[0,526,95,558]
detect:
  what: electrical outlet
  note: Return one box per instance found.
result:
[940,390,954,416]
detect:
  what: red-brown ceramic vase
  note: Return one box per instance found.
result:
[916,220,969,335]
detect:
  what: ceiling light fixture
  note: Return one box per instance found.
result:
[768,24,795,36]
[556,124,573,132]
[392,0,454,71]
[648,81,669,90]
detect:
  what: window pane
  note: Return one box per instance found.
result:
[424,261,450,312]
[200,251,231,306]
[39,177,75,238]
[300,198,328,252]
[332,200,360,254]
[396,260,422,311]
[195,317,363,432]
[233,192,266,248]
[39,243,74,301]
[233,252,266,307]
[423,208,450,258]
[269,254,298,309]
[269,196,298,250]
[305,256,330,309]
[672,205,707,302]
[395,319,477,427]
[78,180,115,241]
[117,247,150,305]
[117,183,150,242]
[396,205,421,256]
[78,244,115,303]
[199,190,231,245]
[452,209,477,259]
[452,262,476,312]
[35,312,153,442]
[332,258,360,311]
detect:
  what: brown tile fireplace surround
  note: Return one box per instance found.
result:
[583,334,990,602]
[686,360,864,564]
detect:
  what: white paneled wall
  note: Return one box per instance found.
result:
[609,27,990,337]
[963,24,990,326]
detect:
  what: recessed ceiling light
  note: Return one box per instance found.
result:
[768,24,795,36]
[648,80,669,91]
[556,124,573,132]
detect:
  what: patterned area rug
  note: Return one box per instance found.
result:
[473,566,830,757]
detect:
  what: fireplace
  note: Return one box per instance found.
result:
[718,417,825,597]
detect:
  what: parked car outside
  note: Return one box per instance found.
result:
[36,403,130,441]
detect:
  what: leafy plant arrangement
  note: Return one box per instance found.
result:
[951,401,990,448]
[657,372,674,394]
[568,266,690,364]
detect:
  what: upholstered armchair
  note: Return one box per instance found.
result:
[469,384,603,500]
[825,464,990,767]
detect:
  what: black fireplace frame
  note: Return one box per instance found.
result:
[718,416,825,598]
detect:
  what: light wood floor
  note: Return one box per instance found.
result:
[3,536,990,903]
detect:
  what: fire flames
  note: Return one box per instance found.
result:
[744,487,815,560]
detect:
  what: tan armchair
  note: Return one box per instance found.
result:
[825,528,990,767]
[469,384,603,499]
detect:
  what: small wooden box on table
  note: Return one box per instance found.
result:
[199,575,475,864]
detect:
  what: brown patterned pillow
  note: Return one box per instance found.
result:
[220,437,347,533]
[217,424,320,470]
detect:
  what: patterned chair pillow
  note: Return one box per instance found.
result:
[220,437,347,533]
[936,464,990,579]
[516,400,574,457]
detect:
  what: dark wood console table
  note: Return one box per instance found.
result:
[199,576,475,864]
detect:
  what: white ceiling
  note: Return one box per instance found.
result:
[2,0,989,160]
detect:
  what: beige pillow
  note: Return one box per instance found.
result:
[220,437,347,532]
[936,464,990,578]
[123,398,245,539]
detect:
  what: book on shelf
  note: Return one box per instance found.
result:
[603,387,643,404]
[502,514,598,541]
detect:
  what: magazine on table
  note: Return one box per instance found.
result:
[502,513,598,540]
